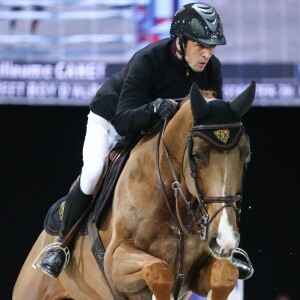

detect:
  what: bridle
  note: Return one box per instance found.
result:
[188,122,245,236]
[157,120,245,239]
[156,120,247,300]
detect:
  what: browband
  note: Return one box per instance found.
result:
[191,122,244,150]
[192,122,243,130]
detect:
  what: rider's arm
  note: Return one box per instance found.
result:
[208,55,223,99]
[113,53,160,136]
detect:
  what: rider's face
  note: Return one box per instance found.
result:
[176,38,215,72]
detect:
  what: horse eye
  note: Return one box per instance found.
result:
[193,151,209,163]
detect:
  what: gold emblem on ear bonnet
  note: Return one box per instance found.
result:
[213,129,230,143]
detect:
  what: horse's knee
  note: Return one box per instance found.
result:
[211,260,238,287]
[143,259,173,286]
[210,260,238,300]
[142,259,174,300]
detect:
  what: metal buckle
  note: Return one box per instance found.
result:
[199,214,208,240]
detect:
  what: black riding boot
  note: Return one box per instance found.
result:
[232,257,254,280]
[40,179,92,278]
[232,247,254,280]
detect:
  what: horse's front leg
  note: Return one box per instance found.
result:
[194,257,239,300]
[105,241,174,300]
[209,259,239,300]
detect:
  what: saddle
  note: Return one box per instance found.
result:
[43,138,133,236]
[92,138,135,227]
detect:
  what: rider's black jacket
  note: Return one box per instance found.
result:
[90,38,223,137]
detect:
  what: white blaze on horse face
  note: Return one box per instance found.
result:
[217,156,238,254]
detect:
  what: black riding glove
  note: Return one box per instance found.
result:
[153,98,178,120]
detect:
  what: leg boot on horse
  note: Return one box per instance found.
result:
[40,178,92,278]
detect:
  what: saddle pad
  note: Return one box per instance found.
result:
[44,196,88,236]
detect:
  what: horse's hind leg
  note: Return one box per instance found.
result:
[105,241,174,300]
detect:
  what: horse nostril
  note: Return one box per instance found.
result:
[209,236,226,257]
[208,234,238,258]
[208,236,219,251]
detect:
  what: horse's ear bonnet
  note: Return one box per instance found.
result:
[229,81,256,117]
[190,82,209,123]
[190,81,256,125]
[189,81,256,150]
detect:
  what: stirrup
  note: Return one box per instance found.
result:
[32,242,70,272]
[232,247,254,279]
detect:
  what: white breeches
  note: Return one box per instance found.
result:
[80,111,120,195]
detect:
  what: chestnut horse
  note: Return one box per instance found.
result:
[13,81,255,300]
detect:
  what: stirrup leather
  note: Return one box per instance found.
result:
[32,242,70,272]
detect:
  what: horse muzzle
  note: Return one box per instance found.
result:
[208,233,240,259]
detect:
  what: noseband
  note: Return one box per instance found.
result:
[156,120,245,240]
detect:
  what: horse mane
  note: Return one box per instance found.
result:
[181,89,218,105]
[141,90,220,142]
[200,90,218,99]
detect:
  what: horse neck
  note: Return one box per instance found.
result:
[162,105,192,174]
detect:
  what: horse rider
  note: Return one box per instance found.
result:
[38,2,253,280]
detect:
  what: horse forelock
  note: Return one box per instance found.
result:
[180,90,217,107]
[200,89,218,99]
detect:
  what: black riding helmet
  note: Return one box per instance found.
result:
[170,2,226,47]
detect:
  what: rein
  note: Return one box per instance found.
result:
[156,123,185,300]
[156,120,245,300]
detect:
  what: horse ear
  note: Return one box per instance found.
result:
[229,81,256,117]
[190,82,209,123]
